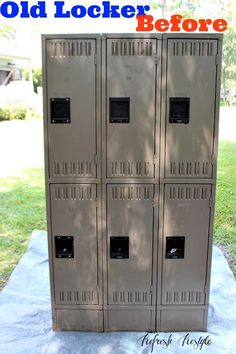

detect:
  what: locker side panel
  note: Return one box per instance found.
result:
[106,39,157,178]
[165,39,218,178]
[46,39,97,178]
[107,184,154,306]
[50,184,99,305]
[162,184,211,305]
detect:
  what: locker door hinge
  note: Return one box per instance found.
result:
[152,197,157,208]
[150,285,153,294]
[154,54,159,65]
[94,154,98,165]
[94,55,97,65]
[215,54,219,66]
[204,285,208,300]
[95,197,99,207]
[211,154,215,165]
[153,154,158,165]
[209,198,213,208]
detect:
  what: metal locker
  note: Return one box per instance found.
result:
[165,39,218,178]
[106,184,155,306]
[106,38,159,178]
[50,184,100,306]
[162,184,212,306]
[46,38,98,178]
[42,33,222,332]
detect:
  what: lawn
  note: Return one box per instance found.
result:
[0,168,46,289]
[0,142,235,289]
[215,141,236,274]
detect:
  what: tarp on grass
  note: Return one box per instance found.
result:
[0,230,236,354]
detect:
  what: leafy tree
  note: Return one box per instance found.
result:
[150,0,236,105]
[150,0,200,18]
[23,67,42,93]
[0,24,16,40]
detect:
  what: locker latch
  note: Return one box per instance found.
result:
[110,236,129,259]
[166,236,185,259]
[110,97,130,123]
[55,236,74,258]
[50,98,71,124]
[169,97,190,124]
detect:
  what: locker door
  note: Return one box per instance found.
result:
[162,184,211,305]
[165,39,218,178]
[46,39,97,178]
[50,184,99,305]
[107,184,154,305]
[106,39,158,178]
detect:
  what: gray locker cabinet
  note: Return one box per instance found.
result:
[106,38,159,179]
[50,184,100,305]
[42,33,222,332]
[46,39,98,178]
[162,184,212,306]
[165,39,218,178]
[106,184,155,306]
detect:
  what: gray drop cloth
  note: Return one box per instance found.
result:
[0,231,235,354]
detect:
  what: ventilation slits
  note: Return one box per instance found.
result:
[112,291,149,304]
[54,185,93,200]
[168,185,209,200]
[111,161,151,177]
[53,161,93,177]
[49,40,93,57]
[170,161,211,177]
[58,290,95,304]
[111,41,153,56]
[111,185,152,201]
[172,41,214,57]
[165,291,203,304]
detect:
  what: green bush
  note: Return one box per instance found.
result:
[0,106,27,121]
[10,107,27,120]
[0,108,11,121]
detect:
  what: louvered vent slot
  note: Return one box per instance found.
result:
[170,161,210,177]
[172,41,214,57]
[111,161,151,177]
[53,161,93,177]
[111,41,153,56]
[58,290,94,303]
[111,186,152,200]
[165,291,203,304]
[169,186,209,200]
[54,185,93,200]
[112,291,149,304]
[49,40,93,57]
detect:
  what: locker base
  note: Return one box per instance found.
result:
[54,309,103,331]
[104,309,155,332]
[159,309,207,332]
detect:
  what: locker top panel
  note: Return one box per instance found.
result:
[162,33,223,41]
[42,33,223,41]
[42,34,101,40]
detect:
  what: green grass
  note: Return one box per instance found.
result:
[215,141,236,274]
[0,168,46,289]
[0,142,235,290]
